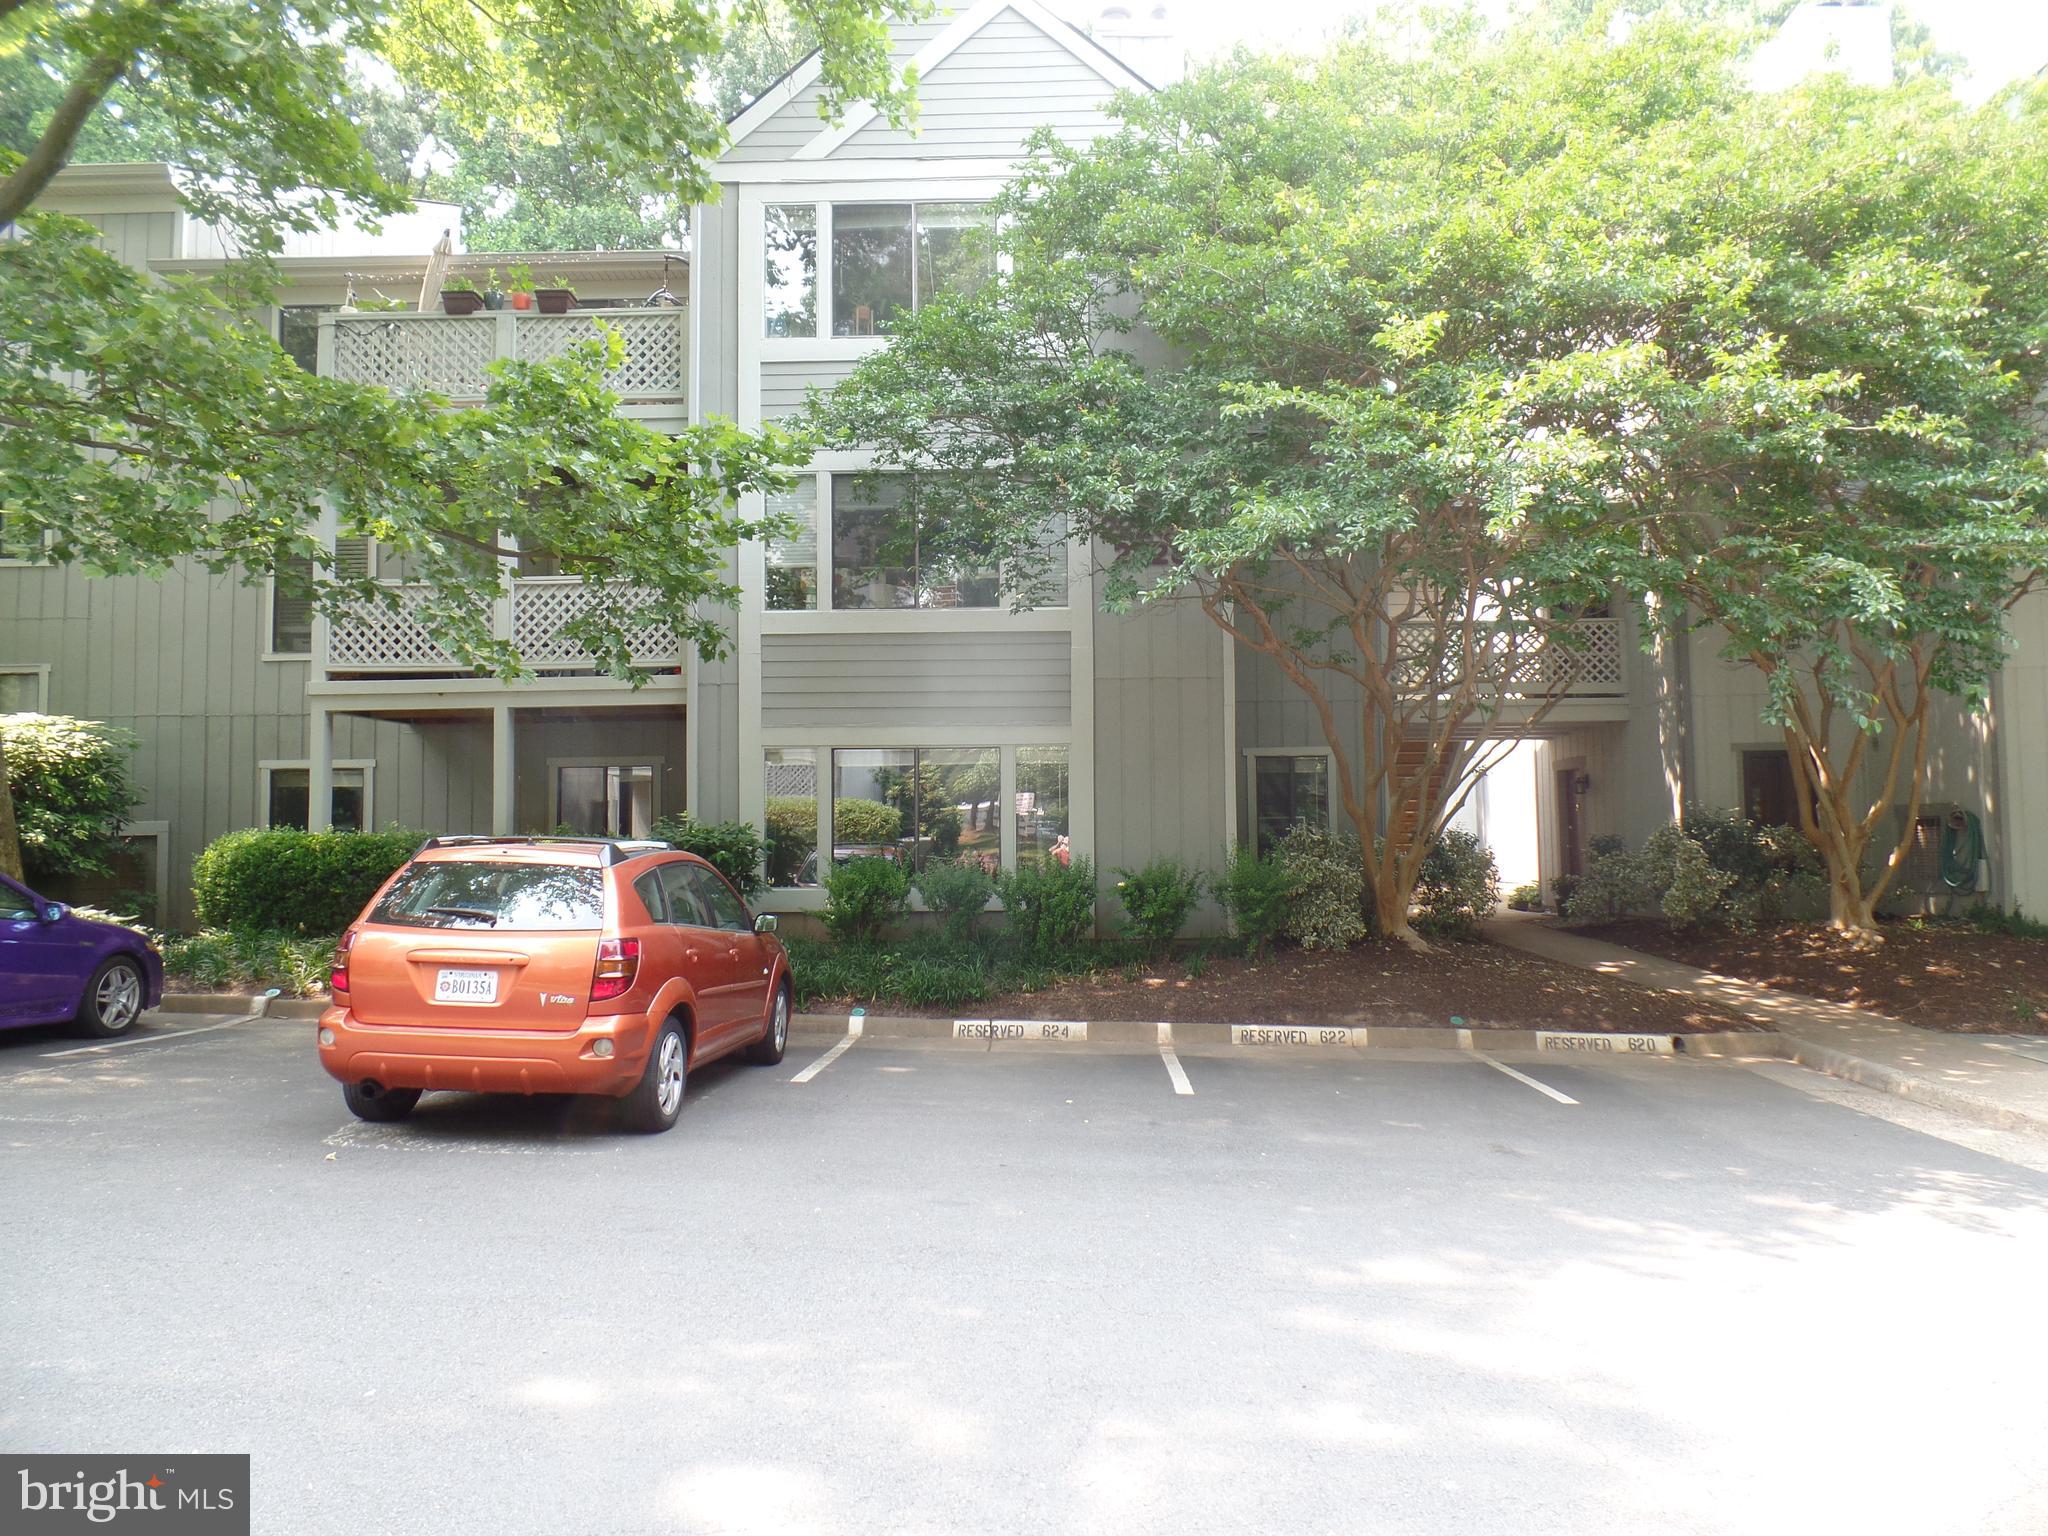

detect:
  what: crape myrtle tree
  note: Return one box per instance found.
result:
[0,0,927,868]
[816,19,1742,948]
[1586,71,2048,936]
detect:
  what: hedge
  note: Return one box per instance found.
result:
[649,814,765,898]
[191,827,421,934]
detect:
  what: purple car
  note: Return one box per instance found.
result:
[1,872,163,1037]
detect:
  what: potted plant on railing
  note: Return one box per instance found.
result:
[440,274,485,315]
[504,264,536,312]
[481,268,507,311]
[534,277,578,314]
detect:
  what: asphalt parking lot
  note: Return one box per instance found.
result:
[6,1016,2048,1536]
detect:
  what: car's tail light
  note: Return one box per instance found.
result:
[591,937,640,1002]
[331,930,356,999]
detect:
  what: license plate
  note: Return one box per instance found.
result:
[434,968,498,1005]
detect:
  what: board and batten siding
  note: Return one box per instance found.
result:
[1092,591,1227,919]
[0,559,502,926]
[759,631,1069,730]
[839,10,1121,159]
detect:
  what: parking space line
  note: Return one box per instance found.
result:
[39,1019,247,1058]
[790,1015,863,1084]
[1474,1052,1578,1105]
[1158,1023,1193,1096]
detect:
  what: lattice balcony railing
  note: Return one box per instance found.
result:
[512,579,680,667]
[323,579,678,672]
[324,585,472,671]
[1392,616,1624,699]
[327,308,687,402]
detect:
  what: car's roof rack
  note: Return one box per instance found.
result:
[414,835,674,867]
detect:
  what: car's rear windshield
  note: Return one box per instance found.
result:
[369,861,605,930]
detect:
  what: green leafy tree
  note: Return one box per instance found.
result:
[818,20,1715,947]
[0,0,925,873]
[1585,72,2048,936]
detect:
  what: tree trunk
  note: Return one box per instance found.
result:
[0,727,23,883]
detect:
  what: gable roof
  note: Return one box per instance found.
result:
[722,1,1151,162]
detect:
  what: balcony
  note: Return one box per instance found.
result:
[324,307,686,405]
[1394,616,1625,700]
[323,578,681,675]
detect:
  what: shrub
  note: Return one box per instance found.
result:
[914,857,996,942]
[191,827,421,934]
[821,856,910,943]
[1414,829,1501,938]
[1563,835,1647,923]
[996,856,1098,954]
[650,814,765,898]
[159,928,339,997]
[784,933,1106,1011]
[1565,813,1825,929]
[2,713,138,881]
[1506,882,1544,912]
[1968,904,2048,941]
[1276,825,1367,950]
[1212,844,1297,956]
[1114,856,1205,948]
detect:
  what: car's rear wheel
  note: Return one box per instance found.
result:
[621,1019,687,1133]
[74,956,146,1038]
[343,1080,421,1122]
[747,983,791,1065]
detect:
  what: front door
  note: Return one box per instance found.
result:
[1556,768,1585,880]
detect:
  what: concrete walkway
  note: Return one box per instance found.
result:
[1485,913,2048,1137]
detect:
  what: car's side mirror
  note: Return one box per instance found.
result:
[41,904,66,924]
[753,913,778,935]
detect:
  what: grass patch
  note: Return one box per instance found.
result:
[784,934,1138,1012]
[161,929,337,998]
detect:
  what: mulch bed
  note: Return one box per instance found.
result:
[863,939,1757,1032]
[1576,918,2048,1033]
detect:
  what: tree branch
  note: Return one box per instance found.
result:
[0,48,132,228]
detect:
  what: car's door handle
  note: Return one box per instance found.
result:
[685,948,701,962]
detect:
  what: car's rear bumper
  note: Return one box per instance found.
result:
[317,1006,652,1097]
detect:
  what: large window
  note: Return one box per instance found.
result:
[764,202,994,340]
[266,764,368,832]
[763,204,819,338]
[830,474,999,610]
[1015,747,1071,870]
[832,747,1000,872]
[554,763,655,837]
[764,480,820,611]
[764,748,820,887]
[1251,753,1331,856]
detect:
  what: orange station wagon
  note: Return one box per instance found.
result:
[318,837,792,1133]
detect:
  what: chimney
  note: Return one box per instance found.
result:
[1093,3,1180,86]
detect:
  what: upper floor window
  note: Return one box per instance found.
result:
[764,205,819,339]
[763,201,995,341]
[276,305,334,373]
[831,473,1000,610]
